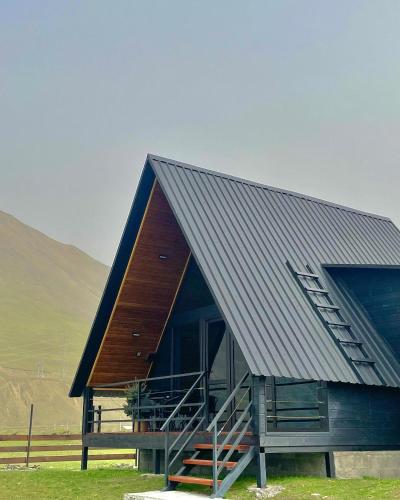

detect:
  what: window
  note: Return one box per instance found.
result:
[266,377,328,432]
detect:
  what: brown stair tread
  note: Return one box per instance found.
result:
[168,475,221,486]
[183,458,237,469]
[194,443,249,451]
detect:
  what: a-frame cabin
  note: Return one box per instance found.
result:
[70,155,400,497]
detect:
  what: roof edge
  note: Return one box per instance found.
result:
[148,154,392,222]
[69,161,155,397]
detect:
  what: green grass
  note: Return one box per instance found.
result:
[227,476,400,499]
[0,469,399,500]
[0,468,162,500]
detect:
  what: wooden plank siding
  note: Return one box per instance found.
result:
[260,382,400,452]
[88,182,191,387]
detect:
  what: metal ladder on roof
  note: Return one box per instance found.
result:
[287,261,385,385]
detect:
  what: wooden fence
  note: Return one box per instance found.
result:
[0,434,136,465]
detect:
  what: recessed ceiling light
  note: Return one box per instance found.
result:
[136,351,142,357]
[159,255,168,260]
[132,332,140,337]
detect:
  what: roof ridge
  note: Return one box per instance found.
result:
[147,154,391,222]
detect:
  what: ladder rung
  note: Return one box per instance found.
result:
[295,271,320,279]
[351,358,375,364]
[327,321,351,328]
[305,287,329,294]
[339,339,363,346]
[316,304,340,311]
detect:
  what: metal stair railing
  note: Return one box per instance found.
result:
[206,371,255,498]
[161,371,206,489]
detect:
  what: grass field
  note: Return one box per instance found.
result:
[0,467,400,500]
[0,210,110,432]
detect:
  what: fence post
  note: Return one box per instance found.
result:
[26,404,34,467]
[97,405,102,433]
[81,387,93,470]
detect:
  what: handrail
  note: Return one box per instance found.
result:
[206,371,249,431]
[216,400,252,460]
[169,416,205,469]
[219,386,250,435]
[207,371,253,498]
[168,403,205,452]
[160,371,205,431]
[163,371,206,489]
[217,415,253,476]
[92,371,203,388]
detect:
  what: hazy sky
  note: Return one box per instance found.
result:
[1,1,399,265]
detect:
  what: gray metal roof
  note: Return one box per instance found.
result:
[149,154,400,387]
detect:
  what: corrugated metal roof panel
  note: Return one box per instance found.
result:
[149,155,400,387]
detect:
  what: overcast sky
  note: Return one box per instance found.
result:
[1,1,399,265]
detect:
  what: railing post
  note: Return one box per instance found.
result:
[137,381,141,432]
[164,421,170,488]
[212,424,218,495]
[204,371,209,428]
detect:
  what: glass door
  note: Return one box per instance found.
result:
[206,319,229,425]
[205,319,250,428]
[232,338,250,425]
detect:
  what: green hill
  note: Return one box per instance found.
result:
[0,210,109,431]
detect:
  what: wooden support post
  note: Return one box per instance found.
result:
[325,452,336,478]
[152,449,161,474]
[81,446,89,471]
[252,376,267,488]
[26,404,34,467]
[81,387,93,470]
[256,447,267,488]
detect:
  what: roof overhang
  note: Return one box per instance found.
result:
[71,158,206,397]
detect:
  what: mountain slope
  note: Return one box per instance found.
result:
[0,210,109,430]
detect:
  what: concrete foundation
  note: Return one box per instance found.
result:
[125,492,208,500]
[138,449,327,477]
[138,449,400,479]
[334,451,400,479]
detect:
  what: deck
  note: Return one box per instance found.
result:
[83,431,257,450]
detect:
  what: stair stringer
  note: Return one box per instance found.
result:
[210,446,256,499]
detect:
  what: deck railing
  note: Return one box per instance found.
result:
[87,371,206,433]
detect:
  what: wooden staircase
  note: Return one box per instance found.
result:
[162,371,256,498]
[168,443,250,488]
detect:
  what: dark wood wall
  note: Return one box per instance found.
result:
[88,182,191,387]
[149,258,216,379]
[327,382,400,448]
[330,268,400,360]
[262,382,400,452]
